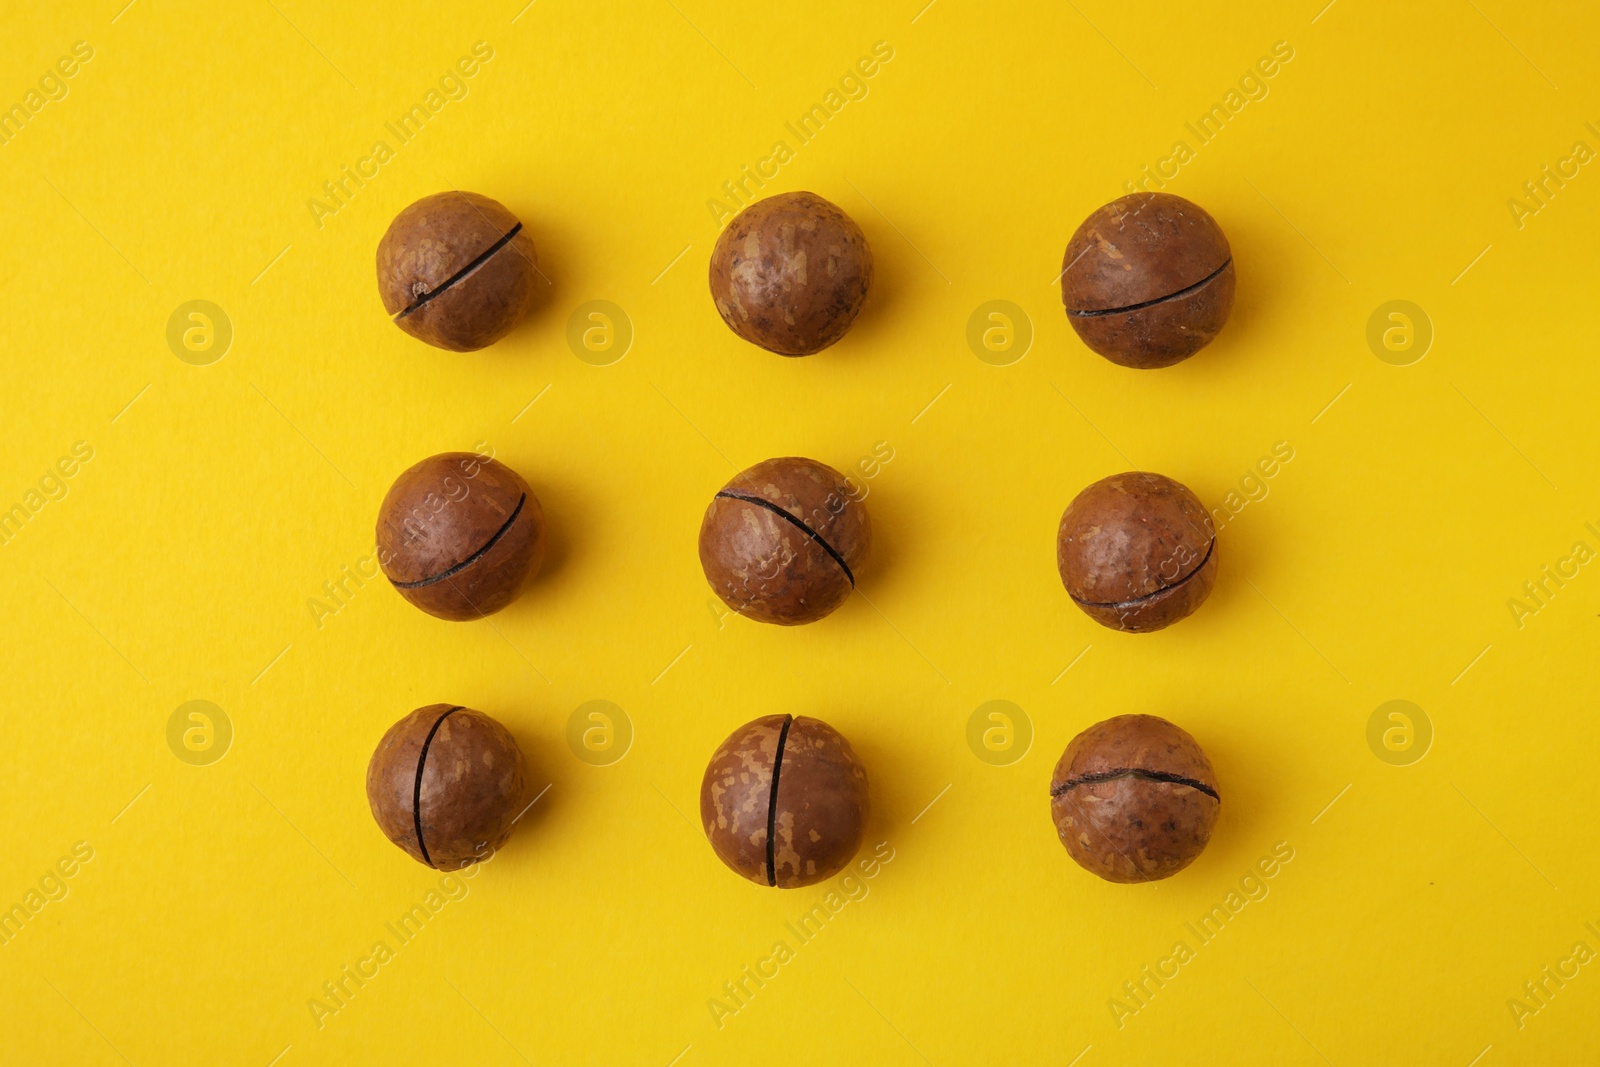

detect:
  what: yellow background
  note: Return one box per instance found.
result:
[2,0,1597,1063]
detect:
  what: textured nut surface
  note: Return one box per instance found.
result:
[700,714,869,889]
[1049,714,1219,883]
[377,191,538,351]
[709,191,873,356]
[1057,471,1216,633]
[377,452,545,621]
[1061,192,1234,368]
[367,704,529,870]
[698,714,784,884]
[698,457,870,625]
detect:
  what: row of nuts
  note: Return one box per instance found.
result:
[366,706,1219,886]
[374,454,1218,633]
[377,188,1233,365]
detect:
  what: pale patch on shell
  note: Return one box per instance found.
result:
[772,809,800,877]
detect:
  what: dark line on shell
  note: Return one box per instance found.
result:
[1069,536,1215,610]
[390,494,526,589]
[397,222,524,319]
[1051,767,1220,801]
[413,706,464,867]
[715,489,855,587]
[765,714,794,887]
[1066,257,1232,318]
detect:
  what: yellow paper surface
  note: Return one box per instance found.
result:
[1,1,1596,1063]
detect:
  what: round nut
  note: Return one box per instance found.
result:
[1057,471,1216,633]
[377,452,546,621]
[698,457,870,625]
[708,191,874,356]
[367,704,529,870]
[377,191,538,351]
[1049,714,1220,883]
[1061,192,1234,369]
[700,714,869,889]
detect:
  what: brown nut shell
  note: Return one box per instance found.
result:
[709,191,873,356]
[377,452,546,621]
[698,457,870,625]
[1049,714,1219,883]
[700,714,869,889]
[1057,471,1216,633]
[377,191,538,352]
[1061,192,1233,368]
[367,704,529,870]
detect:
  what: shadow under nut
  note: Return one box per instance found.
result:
[366,704,529,870]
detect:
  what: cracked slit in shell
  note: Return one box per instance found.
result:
[715,489,855,587]
[412,706,463,867]
[1069,534,1214,609]
[1051,767,1219,802]
[1066,257,1232,318]
[765,715,795,886]
[390,494,527,590]
[396,222,525,320]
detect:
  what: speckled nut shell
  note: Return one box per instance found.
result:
[708,191,874,356]
[367,704,529,870]
[700,714,869,889]
[1061,192,1234,369]
[1050,714,1220,883]
[1057,471,1217,633]
[377,452,546,621]
[377,190,538,351]
[698,457,870,625]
